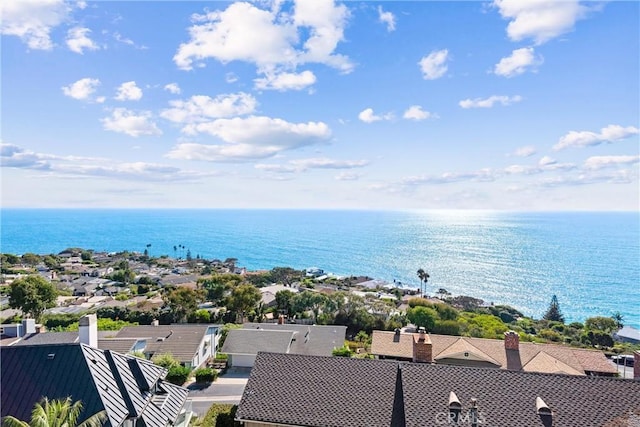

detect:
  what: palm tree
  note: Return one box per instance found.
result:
[2,397,107,427]
[416,268,430,297]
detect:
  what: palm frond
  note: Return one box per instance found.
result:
[1,416,30,427]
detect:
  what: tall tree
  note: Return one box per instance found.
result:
[226,284,261,323]
[543,295,565,323]
[416,268,430,297]
[2,397,106,427]
[164,287,201,323]
[8,275,57,321]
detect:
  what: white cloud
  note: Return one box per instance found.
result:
[161,93,257,125]
[403,105,434,121]
[0,0,70,50]
[101,108,162,137]
[255,164,298,173]
[459,95,522,109]
[66,27,99,54]
[114,32,134,45]
[553,125,639,151]
[418,49,449,80]
[493,0,589,45]
[173,0,352,74]
[290,157,368,170]
[256,157,368,174]
[494,47,542,77]
[512,145,537,157]
[226,73,239,83]
[167,116,331,162]
[164,83,181,95]
[1,143,211,182]
[1,143,52,170]
[378,6,396,32]
[358,108,393,123]
[254,70,316,91]
[62,77,101,101]
[538,155,555,166]
[335,172,361,181]
[584,155,640,170]
[115,81,143,101]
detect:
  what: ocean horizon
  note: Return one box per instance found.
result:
[1,208,639,328]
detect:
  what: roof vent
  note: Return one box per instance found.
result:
[449,392,462,423]
[536,397,551,415]
[157,337,165,342]
[47,353,55,360]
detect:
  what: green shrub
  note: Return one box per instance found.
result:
[165,365,191,385]
[151,353,180,369]
[332,345,353,357]
[537,329,562,342]
[432,320,461,336]
[198,404,239,427]
[194,368,217,383]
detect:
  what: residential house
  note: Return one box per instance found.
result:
[370,329,618,376]
[614,325,640,344]
[1,317,221,369]
[113,323,220,368]
[1,343,191,427]
[258,284,299,309]
[235,352,640,427]
[220,321,346,368]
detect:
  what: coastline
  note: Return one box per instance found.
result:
[1,209,638,328]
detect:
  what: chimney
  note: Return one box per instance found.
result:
[469,398,479,427]
[79,314,98,347]
[151,319,159,326]
[634,351,640,381]
[393,328,401,342]
[412,327,432,363]
[504,330,520,351]
[21,318,36,337]
[278,314,285,325]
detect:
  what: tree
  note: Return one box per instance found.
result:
[407,306,437,331]
[275,290,295,315]
[1,397,106,427]
[543,295,565,323]
[292,291,330,323]
[226,284,261,323]
[269,267,302,286]
[416,268,430,297]
[612,312,624,330]
[21,253,41,267]
[165,287,201,323]
[584,316,617,334]
[8,275,57,321]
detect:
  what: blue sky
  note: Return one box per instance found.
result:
[2,0,638,210]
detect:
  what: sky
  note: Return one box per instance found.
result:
[1,0,639,210]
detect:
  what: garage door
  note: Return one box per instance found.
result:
[231,354,256,368]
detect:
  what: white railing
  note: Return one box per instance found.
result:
[174,399,193,427]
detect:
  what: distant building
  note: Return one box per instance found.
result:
[370,329,617,376]
[614,326,640,344]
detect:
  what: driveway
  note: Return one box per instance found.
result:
[187,369,250,417]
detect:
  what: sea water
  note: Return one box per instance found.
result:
[1,209,638,327]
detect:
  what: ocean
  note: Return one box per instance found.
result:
[1,209,638,328]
